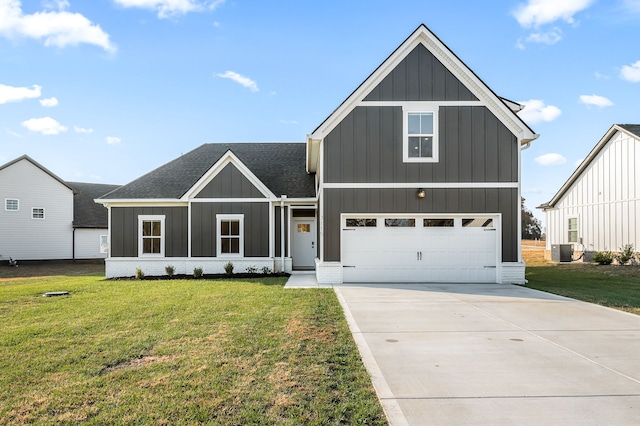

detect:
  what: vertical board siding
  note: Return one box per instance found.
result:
[324,106,517,184]
[364,44,478,102]
[323,188,518,262]
[195,163,265,198]
[191,202,268,257]
[0,159,74,260]
[110,206,188,257]
[546,131,640,251]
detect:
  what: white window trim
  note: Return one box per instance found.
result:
[31,207,45,220]
[5,198,19,211]
[403,106,439,163]
[138,215,166,257]
[216,214,244,257]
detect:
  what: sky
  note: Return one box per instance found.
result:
[1,0,639,226]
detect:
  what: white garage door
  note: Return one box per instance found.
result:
[342,215,499,283]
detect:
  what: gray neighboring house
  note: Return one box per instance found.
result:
[540,124,640,258]
[97,24,538,283]
[0,155,119,261]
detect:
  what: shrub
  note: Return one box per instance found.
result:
[135,268,145,280]
[224,262,234,275]
[261,266,272,275]
[615,244,635,265]
[246,265,258,274]
[193,267,204,278]
[165,265,175,277]
[592,251,614,265]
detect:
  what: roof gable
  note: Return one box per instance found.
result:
[0,155,73,191]
[187,151,274,199]
[541,124,640,209]
[306,24,538,172]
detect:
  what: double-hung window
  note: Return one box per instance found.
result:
[32,208,45,219]
[568,217,578,243]
[138,215,165,256]
[404,108,438,162]
[217,214,244,256]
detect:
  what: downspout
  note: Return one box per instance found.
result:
[280,195,286,272]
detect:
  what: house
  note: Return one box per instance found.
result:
[97,24,538,283]
[539,124,640,258]
[0,155,119,261]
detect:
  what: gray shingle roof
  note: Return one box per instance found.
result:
[618,124,640,138]
[100,143,315,200]
[68,182,121,227]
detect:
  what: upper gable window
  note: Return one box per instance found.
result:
[403,109,439,163]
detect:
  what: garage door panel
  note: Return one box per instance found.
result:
[342,216,498,283]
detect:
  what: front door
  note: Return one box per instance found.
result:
[291,217,316,269]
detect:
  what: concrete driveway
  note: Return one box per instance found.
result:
[334,283,640,425]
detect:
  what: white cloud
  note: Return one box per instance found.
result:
[216,70,259,92]
[525,28,562,44]
[0,0,115,52]
[579,94,613,107]
[525,187,542,194]
[0,83,41,104]
[535,153,567,166]
[513,0,593,28]
[517,99,562,123]
[106,136,121,144]
[574,158,584,166]
[280,119,298,125]
[21,116,67,135]
[594,72,609,80]
[621,60,640,82]
[39,96,58,107]
[74,125,93,133]
[113,0,224,19]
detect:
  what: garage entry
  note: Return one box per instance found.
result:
[341,214,500,283]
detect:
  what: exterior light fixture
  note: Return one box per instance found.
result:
[417,189,426,198]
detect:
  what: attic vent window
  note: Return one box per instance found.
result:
[5,199,19,211]
[403,108,439,163]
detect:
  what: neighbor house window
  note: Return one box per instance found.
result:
[32,208,45,219]
[403,109,438,162]
[100,235,109,254]
[138,215,165,256]
[568,217,578,243]
[5,199,18,211]
[217,214,244,256]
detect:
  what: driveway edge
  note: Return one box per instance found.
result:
[334,287,409,426]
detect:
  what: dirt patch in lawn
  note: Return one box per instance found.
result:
[0,259,104,280]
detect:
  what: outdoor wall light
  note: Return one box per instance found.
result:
[417,189,426,198]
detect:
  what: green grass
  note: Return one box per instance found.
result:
[526,263,640,315]
[0,276,386,425]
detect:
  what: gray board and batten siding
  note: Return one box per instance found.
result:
[195,163,266,199]
[110,207,188,257]
[364,44,479,102]
[321,42,521,264]
[323,105,518,183]
[191,202,269,257]
[322,187,518,263]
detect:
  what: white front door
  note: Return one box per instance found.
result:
[292,218,316,269]
[342,215,499,283]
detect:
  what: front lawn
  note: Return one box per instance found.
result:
[0,276,386,425]
[525,256,640,316]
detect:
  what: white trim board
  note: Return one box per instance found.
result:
[322,182,519,189]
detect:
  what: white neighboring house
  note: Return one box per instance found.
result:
[0,155,119,261]
[540,124,640,258]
